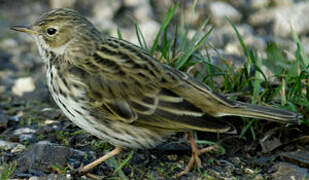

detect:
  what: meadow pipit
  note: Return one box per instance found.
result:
[12,8,302,177]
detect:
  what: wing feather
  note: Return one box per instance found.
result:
[70,37,234,133]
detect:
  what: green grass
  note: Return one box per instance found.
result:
[0,162,16,180]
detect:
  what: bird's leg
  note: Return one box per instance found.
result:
[176,131,218,177]
[78,147,122,175]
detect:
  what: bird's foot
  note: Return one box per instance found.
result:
[176,132,218,177]
[176,145,218,177]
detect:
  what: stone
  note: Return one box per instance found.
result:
[0,85,5,94]
[0,48,15,73]
[11,143,27,153]
[0,112,8,128]
[250,2,309,36]
[149,0,173,21]
[224,32,267,55]
[8,115,20,122]
[92,0,122,20]
[124,0,141,6]
[272,0,294,7]
[244,168,255,174]
[207,49,246,69]
[0,140,25,153]
[209,2,242,26]
[281,150,309,168]
[16,141,91,174]
[12,127,37,143]
[130,0,153,23]
[250,0,270,9]
[90,0,121,35]
[243,35,266,51]
[29,174,70,180]
[230,157,241,165]
[0,140,19,151]
[301,37,309,55]
[207,169,222,178]
[40,108,62,120]
[0,38,18,49]
[271,162,309,180]
[254,174,264,180]
[111,20,160,47]
[260,136,282,153]
[13,127,37,135]
[23,85,51,103]
[18,134,37,143]
[49,0,76,8]
[208,24,254,49]
[12,77,35,96]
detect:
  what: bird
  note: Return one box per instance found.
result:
[11,8,302,177]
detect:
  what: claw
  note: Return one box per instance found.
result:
[176,132,218,177]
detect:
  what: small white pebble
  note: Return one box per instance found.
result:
[12,77,35,96]
[244,167,255,174]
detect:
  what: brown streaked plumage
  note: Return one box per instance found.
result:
[11,8,302,177]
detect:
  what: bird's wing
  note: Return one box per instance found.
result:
[70,36,234,133]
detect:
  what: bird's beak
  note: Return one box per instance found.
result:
[11,26,38,35]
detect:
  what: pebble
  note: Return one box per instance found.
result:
[12,77,35,96]
[92,0,122,20]
[250,0,270,9]
[0,140,25,152]
[0,112,8,128]
[30,174,71,180]
[271,162,309,179]
[209,2,242,26]
[13,127,37,135]
[18,134,37,143]
[244,167,255,174]
[281,150,309,168]
[16,141,93,174]
[49,0,76,8]
[250,1,309,36]
[254,174,264,180]
[0,85,5,94]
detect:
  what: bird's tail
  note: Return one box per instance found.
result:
[222,101,302,124]
[168,67,302,124]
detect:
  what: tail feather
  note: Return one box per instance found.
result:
[173,68,302,125]
[223,102,302,124]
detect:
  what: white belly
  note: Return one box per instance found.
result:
[46,65,106,138]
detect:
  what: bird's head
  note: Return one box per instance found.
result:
[11,8,100,58]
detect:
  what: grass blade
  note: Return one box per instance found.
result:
[113,150,134,174]
[175,24,214,69]
[117,27,123,40]
[150,3,178,55]
[227,17,251,73]
[135,24,149,50]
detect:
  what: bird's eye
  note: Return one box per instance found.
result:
[47,28,57,35]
